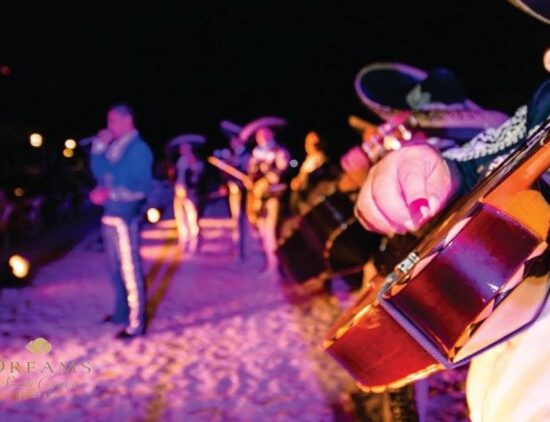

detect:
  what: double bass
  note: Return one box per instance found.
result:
[323,119,550,392]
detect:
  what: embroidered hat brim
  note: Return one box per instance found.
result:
[355,62,509,130]
[508,0,550,24]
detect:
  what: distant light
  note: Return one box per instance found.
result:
[14,187,25,197]
[399,126,412,141]
[62,148,74,158]
[289,159,299,168]
[146,208,161,224]
[29,133,43,148]
[383,136,402,151]
[9,255,30,279]
[64,139,77,149]
[0,65,11,76]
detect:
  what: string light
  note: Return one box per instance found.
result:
[29,133,43,148]
[146,208,161,224]
[9,255,30,279]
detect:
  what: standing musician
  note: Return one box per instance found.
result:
[354,3,550,419]
[247,124,290,273]
[213,120,251,223]
[89,104,153,339]
[289,131,338,216]
[169,134,205,254]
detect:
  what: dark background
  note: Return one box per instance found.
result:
[0,1,549,160]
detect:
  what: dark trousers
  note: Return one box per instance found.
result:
[101,215,146,335]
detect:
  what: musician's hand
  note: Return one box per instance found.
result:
[89,187,110,205]
[96,128,114,144]
[252,177,270,198]
[290,177,301,191]
[340,146,370,189]
[355,145,455,235]
[243,176,254,191]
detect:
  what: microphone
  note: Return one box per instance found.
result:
[78,136,98,146]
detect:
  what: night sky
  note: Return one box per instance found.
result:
[1,1,549,160]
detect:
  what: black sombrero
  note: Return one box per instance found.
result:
[167,134,207,149]
[355,62,509,132]
[220,120,243,139]
[509,0,550,23]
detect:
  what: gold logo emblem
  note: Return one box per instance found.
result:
[26,337,52,354]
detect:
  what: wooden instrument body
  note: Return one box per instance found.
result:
[277,116,418,284]
[324,122,550,392]
[277,191,380,283]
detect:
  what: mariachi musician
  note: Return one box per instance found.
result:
[353,2,550,420]
[243,117,290,273]
[213,120,251,223]
[168,134,206,254]
[89,104,153,339]
[343,63,510,285]
[277,66,505,295]
[289,131,339,216]
[331,64,510,418]
[350,64,508,288]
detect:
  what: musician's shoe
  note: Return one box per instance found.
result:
[101,315,128,325]
[187,236,198,255]
[115,318,147,339]
[115,326,146,340]
[177,236,189,252]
